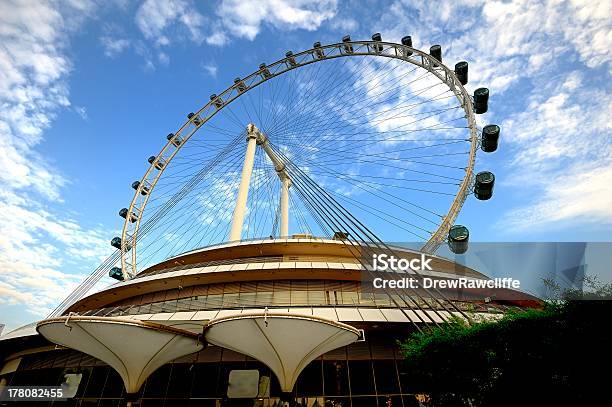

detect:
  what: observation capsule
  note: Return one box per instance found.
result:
[342,35,353,53]
[430,45,442,66]
[473,88,489,114]
[259,63,271,78]
[110,237,130,251]
[147,155,165,170]
[210,94,224,108]
[109,267,124,281]
[119,208,138,223]
[481,124,500,152]
[474,171,495,200]
[131,181,150,195]
[448,225,469,254]
[454,61,468,85]
[371,33,383,52]
[187,112,202,126]
[167,132,183,147]
[313,42,325,59]
[234,77,247,93]
[401,36,413,56]
[285,51,297,66]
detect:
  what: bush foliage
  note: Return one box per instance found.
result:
[399,277,611,406]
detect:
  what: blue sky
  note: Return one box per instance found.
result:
[0,0,610,332]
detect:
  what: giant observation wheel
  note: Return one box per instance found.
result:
[110,35,499,281]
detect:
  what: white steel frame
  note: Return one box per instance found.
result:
[119,40,479,279]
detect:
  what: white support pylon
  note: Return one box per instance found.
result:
[280,175,291,237]
[229,124,291,241]
[228,125,258,241]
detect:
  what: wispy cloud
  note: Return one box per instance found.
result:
[375,0,612,231]
[135,0,205,43]
[215,0,339,41]
[100,36,130,57]
[202,63,218,78]
[0,0,109,329]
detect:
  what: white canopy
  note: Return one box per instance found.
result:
[204,313,360,392]
[37,316,203,394]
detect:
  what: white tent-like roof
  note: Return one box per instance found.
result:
[37,316,203,394]
[204,313,360,392]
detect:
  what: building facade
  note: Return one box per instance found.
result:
[0,238,538,406]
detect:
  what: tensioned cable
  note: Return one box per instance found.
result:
[271,144,473,324]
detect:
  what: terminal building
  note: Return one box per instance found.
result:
[0,237,538,407]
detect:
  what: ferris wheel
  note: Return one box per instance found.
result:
[109,34,500,281]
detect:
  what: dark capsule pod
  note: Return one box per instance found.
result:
[187,112,202,126]
[474,171,495,200]
[371,33,383,52]
[448,225,469,254]
[110,237,122,250]
[454,61,468,85]
[481,124,500,152]
[430,45,442,66]
[210,94,224,108]
[342,35,353,53]
[401,36,413,56]
[285,51,297,66]
[119,208,138,223]
[234,77,247,92]
[109,267,124,281]
[313,42,325,59]
[131,181,150,195]
[167,132,182,147]
[259,63,271,78]
[473,88,489,114]
[148,155,165,170]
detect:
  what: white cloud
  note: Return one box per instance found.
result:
[499,162,612,229]
[374,0,612,231]
[203,63,218,77]
[498,74,612,229]
[135,0,205,42]
[0,0,109,327]
[74,105,88,120]
[100,36,130,57]
[216,0,338,40]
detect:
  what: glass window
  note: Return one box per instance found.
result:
[348,361,375,396]
[142,364,171,398]
[373,361,400,394]
[238,292,257,307]
[206,294,223,308]
[395,360,417,395]
[190,363,220,397]
[323,361,349,397]
[177,297,193,311]
[162,299,178,313]
[358,292,377,307]
[222,293,240,308]
[291,290,309,306]
[351,396,379,407]
[101,368,124,398]
[271,291,290,306]
[377,396,403,407]
[308,291,326,306]
[83,366,110,398]
[165,363,193,398]
[256,291,273,306]
[295,360,322,397]
[191,295,208,310]
[341,291,359,306]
